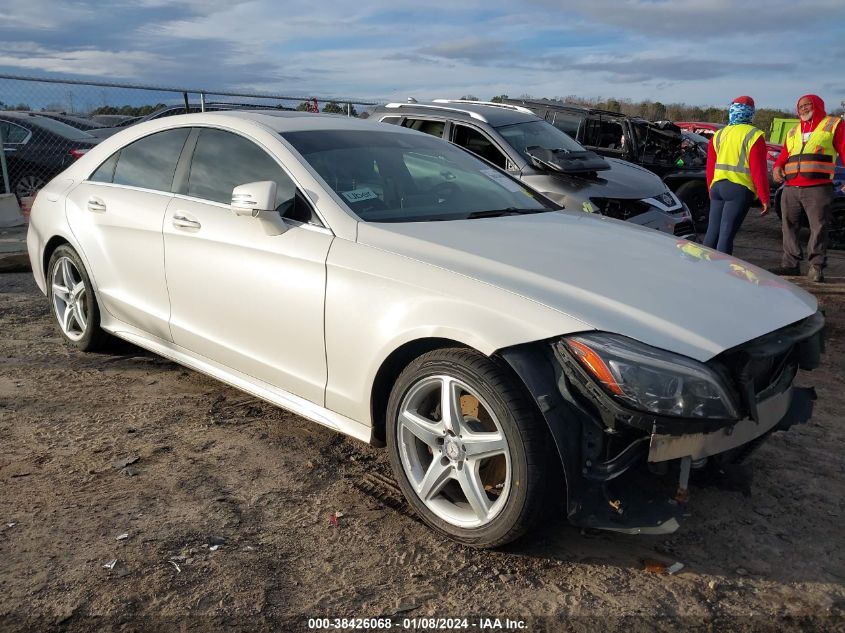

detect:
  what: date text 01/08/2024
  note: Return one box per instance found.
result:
[307,617,528,630]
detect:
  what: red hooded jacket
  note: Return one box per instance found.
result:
[773,94,845,187]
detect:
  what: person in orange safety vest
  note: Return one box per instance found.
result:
[770,94,845,282]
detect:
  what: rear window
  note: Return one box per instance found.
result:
[111,128,190,192]
[28,116,95,140]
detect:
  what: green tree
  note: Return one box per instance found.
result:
[322,101,345,114]
[490,94,509,103]
[296,100,315,111]
[320,102,357,115]
[459,95,479,101]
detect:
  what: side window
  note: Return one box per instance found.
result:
[112,128,191,192]
[187,128,302,216]
[581,119,603,146]
[0,121,30,144]
[595,118,625,151]
[401,118,445,138]
[550,111,582,137]
[451,125,507,169]
[90,151,120,183]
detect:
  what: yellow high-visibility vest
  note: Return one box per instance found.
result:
[712,123,764,194]
[784,116,841,181]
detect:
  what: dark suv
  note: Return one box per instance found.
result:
[370,100,695,238]
[504,99,711,232]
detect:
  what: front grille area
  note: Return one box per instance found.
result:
[673,220,695,235]
[590,197,651,221]
[713,312,824,417]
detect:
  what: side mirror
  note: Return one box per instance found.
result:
[231,181,277,217]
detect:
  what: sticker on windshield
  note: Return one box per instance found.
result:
[341,187,379,203]
[480,168,523,193]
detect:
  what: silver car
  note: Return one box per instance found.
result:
[371,100,697,238]
[28,111,824,547]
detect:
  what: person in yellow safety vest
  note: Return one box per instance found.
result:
[770,94,845,283]
[703,96,770,255]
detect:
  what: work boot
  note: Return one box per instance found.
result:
[768,265,800,276]
[808,265,824,283]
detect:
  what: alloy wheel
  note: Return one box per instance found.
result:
[51,256,88,341]
[397,375,511,529]
[15,175,46,199]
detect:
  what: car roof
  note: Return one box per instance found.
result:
[505,98,626,119]
[0,111,65,127]
[0,110,48,120]
[151,109,422,135]
[372,100,542,127]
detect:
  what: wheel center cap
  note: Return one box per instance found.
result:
[444,438,463,461]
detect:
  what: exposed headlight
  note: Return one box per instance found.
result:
[558,333,739,420]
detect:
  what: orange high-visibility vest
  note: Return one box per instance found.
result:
[784,116,841,181]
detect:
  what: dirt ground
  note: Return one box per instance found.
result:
[1,211,843,633]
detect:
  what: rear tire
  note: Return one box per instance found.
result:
[13,173,47,200]
[47,245,109,352]
[675,180,709,233]
[386,348,552,548]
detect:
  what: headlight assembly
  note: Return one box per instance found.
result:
[558,333,739,420]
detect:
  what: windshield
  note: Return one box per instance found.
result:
[281,129,555,222]
[630,121,684,164]
[683,131,709,145]
[494,120,585,162]
[29,116,95,140]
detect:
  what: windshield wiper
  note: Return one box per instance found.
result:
[466,208,546,219]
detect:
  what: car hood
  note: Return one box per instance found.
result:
[357,211,817,362]
[522,157,668,199]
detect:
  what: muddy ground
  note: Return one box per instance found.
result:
[1,212,843,633]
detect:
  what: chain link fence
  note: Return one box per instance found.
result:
[0,74,381,204]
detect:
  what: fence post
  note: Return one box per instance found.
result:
[200,92,206,112]
[0,125,9,195]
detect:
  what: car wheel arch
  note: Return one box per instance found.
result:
[43,235,72,288]
[369,337,469,447]
[42,235,105,306]
[369,338,571,511]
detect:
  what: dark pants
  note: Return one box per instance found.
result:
[703,180,752,255]
[781,183,833,269]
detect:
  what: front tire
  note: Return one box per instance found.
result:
[386,348,552,548]
[47,245,108,351]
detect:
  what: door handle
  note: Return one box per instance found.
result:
[172,213,201,229]
[87,197,106,213]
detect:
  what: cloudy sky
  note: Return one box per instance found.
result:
[0,0,843,111]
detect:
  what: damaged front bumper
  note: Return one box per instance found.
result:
[500,311,825,535]
[648,384,816,463]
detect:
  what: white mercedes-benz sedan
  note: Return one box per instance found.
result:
[27,111,824,547]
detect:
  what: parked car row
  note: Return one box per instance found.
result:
[27,107,825,547]
[0,103,294,200]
